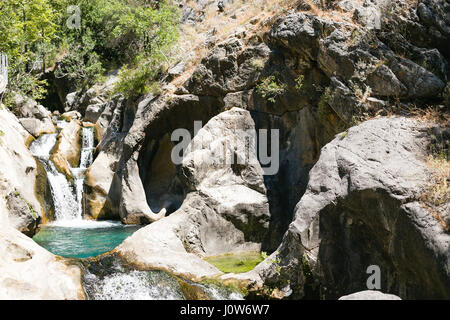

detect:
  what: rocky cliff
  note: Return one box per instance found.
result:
[0,104,84,299]
[71,0,449,298]
[0,0,448,299]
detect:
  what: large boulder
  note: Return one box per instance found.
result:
[115,108,272,278]
[19,117,56,138]
[50,120,81,178]
[338,290,401,300]
[0,207,84,299]
[10,94,56,138]
[11,94,51,119]
[242,117,450,300]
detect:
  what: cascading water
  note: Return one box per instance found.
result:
[30,121,243,300]
[82,256,244,300]
[70,126,95,220]
[80,126,95,169]
[30,125,95,222]
[32,122,138,258]
[30,133,79,221]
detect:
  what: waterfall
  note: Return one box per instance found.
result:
[30,133,79,221]
[80,127,94,169]
[30,125,96,224]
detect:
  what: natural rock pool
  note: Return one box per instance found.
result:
[33,221,142,258]
[30,125,144,259]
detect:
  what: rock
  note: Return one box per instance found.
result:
[85,152,119,220]
[82,0,449,299]
[254,117,450,299]
[50,120,81,177]
[65,91,78,111]
[5,192,40,237]
[185,38,271,96]
[388,58,446,98]
[115,108,273,278]
[19,117,56,138]
[338,290,401,300]
[93,96,124,141]
[115,194,222,280]
[84,103,106,123]
[0,105,85,299]
[62,110,82,121]
[268,13,324,63]
[11,94,51,119]
[118,156,167,224]
[0,213,84,299]
[84,96,127,220]
[0,108,42,235]
[168,61,186,78]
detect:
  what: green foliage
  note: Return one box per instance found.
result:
[0,0,180,105]
[256,76,286,103]
[0,0,63,103]
[112,58,163,99]
[295,75,305,91]
[62,0,179,91]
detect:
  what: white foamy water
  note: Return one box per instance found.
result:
[84,271,185,300]
[30,126,96,223]
[80,126,95,169]
[31,134,80,221]
[29,133,57,159]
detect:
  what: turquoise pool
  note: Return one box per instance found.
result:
[33,221,142,258]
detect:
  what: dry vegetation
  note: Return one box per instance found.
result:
[415,107,450,231]
[169,0,359,90]
[421,153,450,231]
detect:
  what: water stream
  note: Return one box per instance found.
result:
[30,121,241,300]
[31,122,141,257]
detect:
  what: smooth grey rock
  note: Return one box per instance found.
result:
[252,117,450,299]
[338,290,401,300]
[6,192,39,237]
[84,103,106,123]
[19,117,56,138]
[62,110,81,121]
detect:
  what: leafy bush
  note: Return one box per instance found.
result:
[256,76,286,103]
[0,0,180,105]
[112,55,163,98]
[295,75,305,91]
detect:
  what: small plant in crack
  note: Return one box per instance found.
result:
[256,75,286,103]
[295,75,305,91]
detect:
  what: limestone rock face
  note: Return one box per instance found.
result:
[11,93,56,138]
[0,212,84,299]
[116,108,273,277]
[50,120,81,178]
[179,108,270,245]
[80,0,449,298]
[249,117,450,300]
[19,117,56,138]
[115,193,223,280]
[5,192,39,237]
[84,96,127,220]
[0,106,84,299]
[12,93,51,120]
[0,108,42,235]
